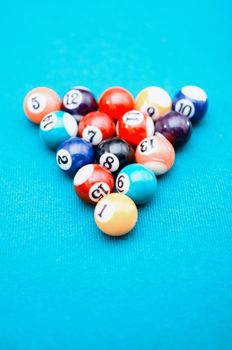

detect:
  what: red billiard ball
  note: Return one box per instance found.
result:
[116,110,155,147]
[73,164,114,204]
[98,87,134,121]
[78,111,116,145]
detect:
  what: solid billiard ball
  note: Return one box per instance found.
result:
[23,87,61,124]
[94,193,138,236]
[116,110,154,147]
[56,137,95,176]
[40,111,78,149]
[98,87,134,121]
[135,86,172,121]
[135,133,175,175]
[73,164,114,204]
[61,86,98,121]
[95,137,134,174]
[155,111,192,146]
[116,164,157,205]
[78,111,116,145]
[172,85,208,122]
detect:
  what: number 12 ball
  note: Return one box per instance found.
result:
[56,137,95,176]
[172,85,208,122]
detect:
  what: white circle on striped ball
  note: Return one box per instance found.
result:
[89,182,111,202]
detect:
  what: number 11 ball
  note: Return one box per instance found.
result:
[172,85,208,122]
[23,87,61,124]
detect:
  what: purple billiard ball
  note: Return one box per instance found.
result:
[155,111,192,146]
[61,86,98,122]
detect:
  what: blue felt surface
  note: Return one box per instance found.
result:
[0,0,232,349]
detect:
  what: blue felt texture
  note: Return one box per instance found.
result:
[0,0,232,349]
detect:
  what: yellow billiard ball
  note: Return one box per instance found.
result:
[94,193,138,236]
[135,86,172,121]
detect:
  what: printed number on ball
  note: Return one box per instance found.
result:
[95,199,113,222]
[116,174,130,194]
[27,93,46,113]
[89,182,110,202]
[99,153,120,172]
[175,99,195,118]
[56,149,72,170]
[123,111,144,125]
[82,126,103,145]
[40,113,57,131]
[138,137,158,154]
[63,89,82,109]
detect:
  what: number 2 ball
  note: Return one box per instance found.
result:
[116,164,157,205]
[94,193,138,236]
[135,133,175,175]
[172,85,208,122]
[23,87,61,124]
[116,110,154,147]
[40,111,78,149]
[61,86,98,121]
[78,111,116,145]
[74,164,114,204]
[56,137,95,176]
[98,87,134,121]
[95,137,134,174]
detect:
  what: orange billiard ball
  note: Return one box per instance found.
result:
[135,133,175,175]
[98,87,134,121]
[135,86,172,121]
[94,193,138,236]
[23,87,61,124]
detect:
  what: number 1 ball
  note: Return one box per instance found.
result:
[98,87,135,121]
[78,111,116,145]
[116,164,157,205]
[94,193,138,236]
[23,87,61,124]
[56,137,95,176]
[61,86,98,121]
[40,111,78,149]
[172,85,208,122]
[74,164,114,204]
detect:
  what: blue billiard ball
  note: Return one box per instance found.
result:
[172,85,208,122]
[56,137,95,176]
[40,111,78,149]
[115,164,157,205]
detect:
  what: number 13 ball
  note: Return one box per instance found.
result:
[172,85,208,122]
[94,193,138,236]
[23,87,61,124]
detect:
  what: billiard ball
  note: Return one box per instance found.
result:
[56,137,95,176]
[61,86,98,121]
[78,111,116,145]
[135,86,172,121]
[98,87,134,121]
[73,164,114,204]
[155,111,192,146]
[172,85,208,122]
[94,193,138,236]
[135,133,175,175]
[116,164,157,205]
[95,137,134,174]
[116,110,154,147]
[40,111,78,150]
[23,87,61,124]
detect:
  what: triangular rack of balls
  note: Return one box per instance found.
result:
[24,85,208,236]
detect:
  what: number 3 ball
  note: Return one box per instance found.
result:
[94,193,138,236]
[56,137,95,176]
[135,133,175,175]
[98,87,135,121]
[40,111,78,149]
[23,87,61,124]
[73,164,114,204]
[135,86,172,122]
[116,164,157,205]
[172,85,208,122]
[95,137,134,174]
[78,111,115,145]
[116,110,154,147]
[61,86,98,122]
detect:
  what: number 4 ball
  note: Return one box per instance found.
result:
[23,87,61,124]
[94,193,138,236]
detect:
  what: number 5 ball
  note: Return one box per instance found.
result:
[94,193,138,236]
[74,164,114,204]
[23,87,61,124]
[135,133,175,175]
